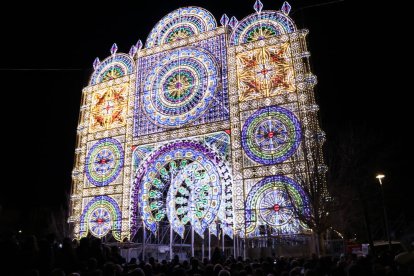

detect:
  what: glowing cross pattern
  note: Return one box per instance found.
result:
[89,84,128,132]
[236,43,295,101]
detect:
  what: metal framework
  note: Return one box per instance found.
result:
[69,1,326,259]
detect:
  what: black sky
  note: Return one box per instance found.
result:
[1,1,409,229]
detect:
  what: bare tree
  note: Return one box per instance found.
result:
[283,125,331,256]
[327,124,389,250]
[285,123,391,255]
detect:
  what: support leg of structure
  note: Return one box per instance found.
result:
[191,226,195,257]
[202,233,205,260]
[222,228,225,254]
[243,239,246,260]
[170,224,173,261]
[208,228,211,260]
[234,235,236,258]
[142,221,146,262]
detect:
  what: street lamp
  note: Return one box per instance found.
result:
[376,174,385,185]
[376,174,392,250]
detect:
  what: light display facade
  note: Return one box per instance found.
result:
[69,2,324,246]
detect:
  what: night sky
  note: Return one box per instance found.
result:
[1,1,409,233]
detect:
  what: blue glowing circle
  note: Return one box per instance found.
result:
[143,47,218,128]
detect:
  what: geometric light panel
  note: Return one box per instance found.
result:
[236,43,295,101]
[89,83,128,132]
[241,105,301,165]
[142,47,219,128]
[85,138,124,187]
[245,175,309,236]
[79,195,122,240]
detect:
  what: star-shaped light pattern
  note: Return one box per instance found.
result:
[89,207,112,237]
[236,43,295,101]
[89,84,128,132]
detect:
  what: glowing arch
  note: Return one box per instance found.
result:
[145,7,217,48]
[79,195,122,240]
[131,139,232,238]
[89,54,134,85]
[245,175,309,236]
[230,11,297,46]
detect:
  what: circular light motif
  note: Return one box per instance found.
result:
[230,11,296,46]
[85,138,124,186]
[164,69,195,103]
[100,65,125,83]
[135,140,227,236]
[145,7,217,48]
[165,24,196,43]
[143,47,218,127]
[246,25,277,42]
[79,195,122,241]
[258,187,294,227]
[89,54,134,85]
[245,175,309,235]
[255,62,276,82]
[88,207,112,237]
[167,161,221,237]
[241,106,301,164]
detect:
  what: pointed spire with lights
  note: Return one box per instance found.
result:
[93,57,100,70]
[220,14,229,26]
[229,16,238,29]
[110,43,118,56]
[281,1,292,15]
[129,45,137,58]
[135,39,143,50]
[254,0,263,14]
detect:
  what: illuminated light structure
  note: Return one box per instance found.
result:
[69,1,326,257]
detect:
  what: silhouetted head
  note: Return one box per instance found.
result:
[191,258,199,268]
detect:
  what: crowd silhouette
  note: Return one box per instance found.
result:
[1,232,413,276]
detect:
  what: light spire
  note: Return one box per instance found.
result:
[229,16,239,29]
[129,45,137,58]
[135,39,143,50]
[93,57,100,70]
[254,0,264,14]
[220,14,230,26]
[110,43,118,55]
[281,1,292,15]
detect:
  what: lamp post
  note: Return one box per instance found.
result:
[376,174,392,250]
